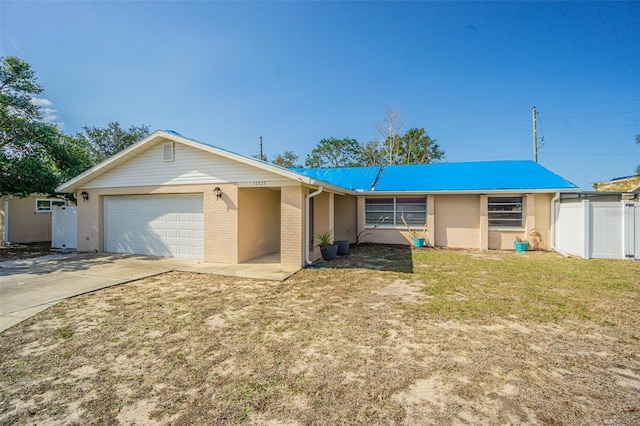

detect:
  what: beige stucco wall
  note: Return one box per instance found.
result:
[356,192,554,251]
[313,192,334,243]
[358,228,416,245]
[0,195,56,243]
[532,193,552,250]
[334,195,357,243]
[237,187,281,262]
[434,194,480,248]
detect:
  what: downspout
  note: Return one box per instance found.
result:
[305,186,323,265]
[550,192,569,257]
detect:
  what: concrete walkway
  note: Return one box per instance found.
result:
[0,253,300,333]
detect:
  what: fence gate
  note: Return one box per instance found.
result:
[52,205,77,249]
[556,200,638,260]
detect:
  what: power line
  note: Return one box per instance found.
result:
[542,110,637,120]
[544,124,637,131]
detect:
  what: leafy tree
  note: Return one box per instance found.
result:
[272,151,300,168]
[0,56,68,197]
[52,134,94,183]
[359,140,385,166]
[305,137,362,168]
[78,122,150,164]
[396,127,444,164]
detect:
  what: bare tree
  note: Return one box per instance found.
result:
[374,104,403,165]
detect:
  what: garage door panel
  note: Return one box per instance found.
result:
[104,195,204,259]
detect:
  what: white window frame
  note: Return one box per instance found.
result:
[488,196,523,228]
[365,197,427,228]
[35,198,66,213]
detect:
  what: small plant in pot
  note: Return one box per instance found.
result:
[316,229,338,261]
[514,236,528,252]
[401,214,427,248]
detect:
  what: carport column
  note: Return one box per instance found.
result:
[281,185,305,268]
[479,195,488,250]
[427,195,435,247]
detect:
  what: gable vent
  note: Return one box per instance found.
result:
[163,142,174,162]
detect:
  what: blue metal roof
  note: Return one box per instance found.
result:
[292,160,578,192]
[291,166,381,190]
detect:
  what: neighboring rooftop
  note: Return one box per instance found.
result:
[593,174,640,193]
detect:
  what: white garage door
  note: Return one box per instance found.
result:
[104,195,204,259]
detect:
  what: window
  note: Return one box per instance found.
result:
[365,197,426,226]
[163,142,174,162]
[488,196,523,227]
[36,198,66,213]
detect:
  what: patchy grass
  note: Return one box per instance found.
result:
[407,249,638,323]
[1,246,639,425]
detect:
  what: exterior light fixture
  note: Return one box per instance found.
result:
[214,187,222,200]
[80,191,89,202]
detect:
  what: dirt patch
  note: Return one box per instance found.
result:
[0,246,638,425]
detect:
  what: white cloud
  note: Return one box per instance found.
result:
[30,97,63,128]
[31,98,53,108]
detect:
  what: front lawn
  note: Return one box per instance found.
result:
[1,246,638,425]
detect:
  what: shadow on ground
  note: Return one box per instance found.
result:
[317,243,415,273]
[0,253,171,278]
[0,242,54,261]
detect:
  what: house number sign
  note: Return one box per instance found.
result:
[253,181,267,186]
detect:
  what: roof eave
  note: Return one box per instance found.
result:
[354,188,580,195]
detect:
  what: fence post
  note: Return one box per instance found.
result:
[582,200,590,259]
[623,200,634,259]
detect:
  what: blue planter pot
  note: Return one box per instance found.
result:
[514,241,528,252]
[413,237,425,248]
[335,240,350,256]
[320,244,339,260]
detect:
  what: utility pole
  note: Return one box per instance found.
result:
[532,106,538,162]
[259,136,264,161]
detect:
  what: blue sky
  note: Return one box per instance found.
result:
[2,1,638,190]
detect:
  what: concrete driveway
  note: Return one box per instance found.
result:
[0,253,299,332]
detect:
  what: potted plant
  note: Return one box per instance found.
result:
[401,214,427,248]
[316,229,338,260]
[514,236,528,252]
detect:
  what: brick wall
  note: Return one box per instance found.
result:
[280,185,305,267]
[205,183,238,263]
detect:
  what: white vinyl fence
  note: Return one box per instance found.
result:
[556,200,639,260]
[52,205,77,249]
